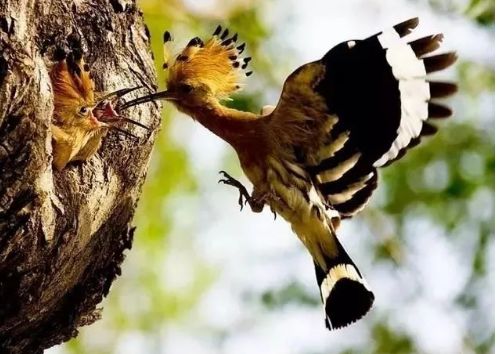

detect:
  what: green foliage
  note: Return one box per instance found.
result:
[259,282,320,308]
[466,0,495,26]
[371,323,415,354]
[381,122,493,224]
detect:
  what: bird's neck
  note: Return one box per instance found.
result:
[188,102,265,150]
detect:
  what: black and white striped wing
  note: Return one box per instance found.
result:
[269,18,457,217]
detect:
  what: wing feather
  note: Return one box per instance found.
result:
[268,18,456,217]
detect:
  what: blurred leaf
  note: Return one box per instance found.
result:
[372,323,415,354]
[259,282,320,308]
[466,0,495,26]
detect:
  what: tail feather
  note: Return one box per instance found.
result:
[314,239,374,330]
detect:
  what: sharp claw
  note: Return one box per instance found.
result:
[217,170,253,211]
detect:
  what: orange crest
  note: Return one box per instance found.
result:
[164,26,252,100]
[50,53,95,123]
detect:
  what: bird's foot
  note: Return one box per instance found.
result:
[218,171,279,218]
[252,191,280,219]
[218,170,252,211]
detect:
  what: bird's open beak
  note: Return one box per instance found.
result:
[92,86,151,139]
[95,101,150,130]
[119,90,175,110]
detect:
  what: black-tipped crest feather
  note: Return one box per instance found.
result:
[213,25,222,36]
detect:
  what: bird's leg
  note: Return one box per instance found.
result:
[251,190,280,219]
[218,170,265,212]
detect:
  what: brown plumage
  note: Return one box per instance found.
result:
[122,19,457,329]
[50,56,104,170]
[50,52,148,170]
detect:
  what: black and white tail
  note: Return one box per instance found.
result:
[314,236,374,330]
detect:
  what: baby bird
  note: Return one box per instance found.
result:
[122,18,457,329]
[50,49,148,170]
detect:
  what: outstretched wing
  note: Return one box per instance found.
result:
[268,18,457,217]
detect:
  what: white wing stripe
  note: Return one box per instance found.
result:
[326,173,374,204]
[377,28,400,48]
[317,153,360,184]
[374,27,431,167]
[386,43,426,78]
[316,132,349,164]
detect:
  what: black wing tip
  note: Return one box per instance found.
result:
[428,101,453,118]
[409,33,444,57]
[432,32,445,42]
[429,81,458,98]
[420,122,438,136]
[325,278,375,330]
[424,52,458,73]
[394,17,420,36]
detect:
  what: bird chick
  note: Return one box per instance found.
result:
[50,50,148,170]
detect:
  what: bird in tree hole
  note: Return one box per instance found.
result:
[121,18,457,329]
[49,43,150,171]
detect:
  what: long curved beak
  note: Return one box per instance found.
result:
[121,117,150,130]
[96,86,143,106]
[119,90,174,110]
[111,126,140,140]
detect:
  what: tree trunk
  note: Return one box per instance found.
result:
[0,1,159,353]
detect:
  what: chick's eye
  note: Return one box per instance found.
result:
[78,106,89,116]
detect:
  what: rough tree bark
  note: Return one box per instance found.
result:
[0,1,160,353]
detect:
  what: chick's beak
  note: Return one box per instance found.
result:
[92,86,151,139]
[93,101,118,123]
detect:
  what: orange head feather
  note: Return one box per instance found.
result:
[164,26,252,102]
[50,54,96,128]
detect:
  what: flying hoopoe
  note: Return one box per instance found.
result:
[122,18,457,329]
[50,46,149,170]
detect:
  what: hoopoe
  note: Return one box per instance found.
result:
[122,18,457,329]
[50,46,149,170]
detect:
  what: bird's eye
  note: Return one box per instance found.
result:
[178,83,193,94]
[78,106,89,116]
